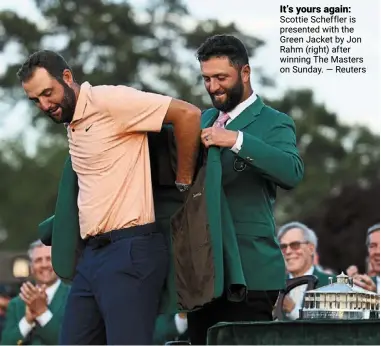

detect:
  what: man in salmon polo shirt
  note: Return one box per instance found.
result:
[16,50,201,345]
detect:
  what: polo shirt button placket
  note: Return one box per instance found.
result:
[68,125,76,144]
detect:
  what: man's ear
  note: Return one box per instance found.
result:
[241,64,251,83]
[62,69,74,85]
[308,243,316,257]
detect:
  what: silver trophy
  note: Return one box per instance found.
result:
[299,272,379,320]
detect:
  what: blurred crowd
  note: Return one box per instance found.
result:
[0,222,379,345]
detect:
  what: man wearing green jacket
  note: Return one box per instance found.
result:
[277,221,331,320]
[1,241,70,345]
[187,34,304,344]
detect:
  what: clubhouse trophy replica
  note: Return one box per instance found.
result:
[300,272,380,320]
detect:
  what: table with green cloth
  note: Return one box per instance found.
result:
[207,320,380,345]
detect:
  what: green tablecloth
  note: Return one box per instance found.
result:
[207,320,380,345]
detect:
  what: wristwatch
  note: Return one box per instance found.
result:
[175,182,191,192]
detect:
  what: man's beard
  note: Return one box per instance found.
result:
[47,82,76,124]
[209,77,244,112]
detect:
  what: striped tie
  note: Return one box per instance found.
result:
[213,112,230,128]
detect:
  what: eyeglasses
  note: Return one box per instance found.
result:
[280,241,309,252]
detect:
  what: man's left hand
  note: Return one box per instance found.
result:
[353,274,377,292]
[20,282,48,317]
[30,287,48,317]
[201,127,238,148]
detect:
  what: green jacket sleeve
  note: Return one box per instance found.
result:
[237,113,304,189]
[38,215,54,246]
[0,300,24,345]
[35,309,64,345]
[35,284,69,345]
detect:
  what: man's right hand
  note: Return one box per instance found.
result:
[20,281,48,318]
[25,305,36,324]
[346,265,359,277]
[353,274,377,292]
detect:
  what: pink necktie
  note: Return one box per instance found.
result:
[213,112,230,128]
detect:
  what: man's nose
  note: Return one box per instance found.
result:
[41,258,51,267]
[284,246,293,255]
[209,80,220,94]
[39,99,52,112]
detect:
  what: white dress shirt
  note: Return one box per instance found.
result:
[18,279,61,337]
[174,313,188,334]
[377,276,380,294]
[217,92,257,153]
[286,266,314,320]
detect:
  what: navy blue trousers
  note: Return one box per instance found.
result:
[59,224,168,345]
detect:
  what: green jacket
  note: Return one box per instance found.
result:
[0,282,70,345]
[38,96,303,313]
[202,97,304,291]
[166,97,303,310]
[37,127,196,314]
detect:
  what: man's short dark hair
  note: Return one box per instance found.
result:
[196,34,249,68]
[17,50,72,82]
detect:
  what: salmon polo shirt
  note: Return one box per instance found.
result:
[67,82,172,239]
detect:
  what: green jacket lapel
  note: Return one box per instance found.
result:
[49,282,67,311]
[202,109,247,302]
[225,95,265,131]
[201,96,265,131]
[201,109,219,129]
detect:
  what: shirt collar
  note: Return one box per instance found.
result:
[289,265,314,279]
[72,82,91,123]
[220,92,257,121]
[43,279,61,305]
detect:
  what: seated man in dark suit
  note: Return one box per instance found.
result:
[1,240,70,345]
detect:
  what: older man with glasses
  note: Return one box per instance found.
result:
[277,222,332,320]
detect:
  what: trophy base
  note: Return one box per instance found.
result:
[300,309,380,320]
